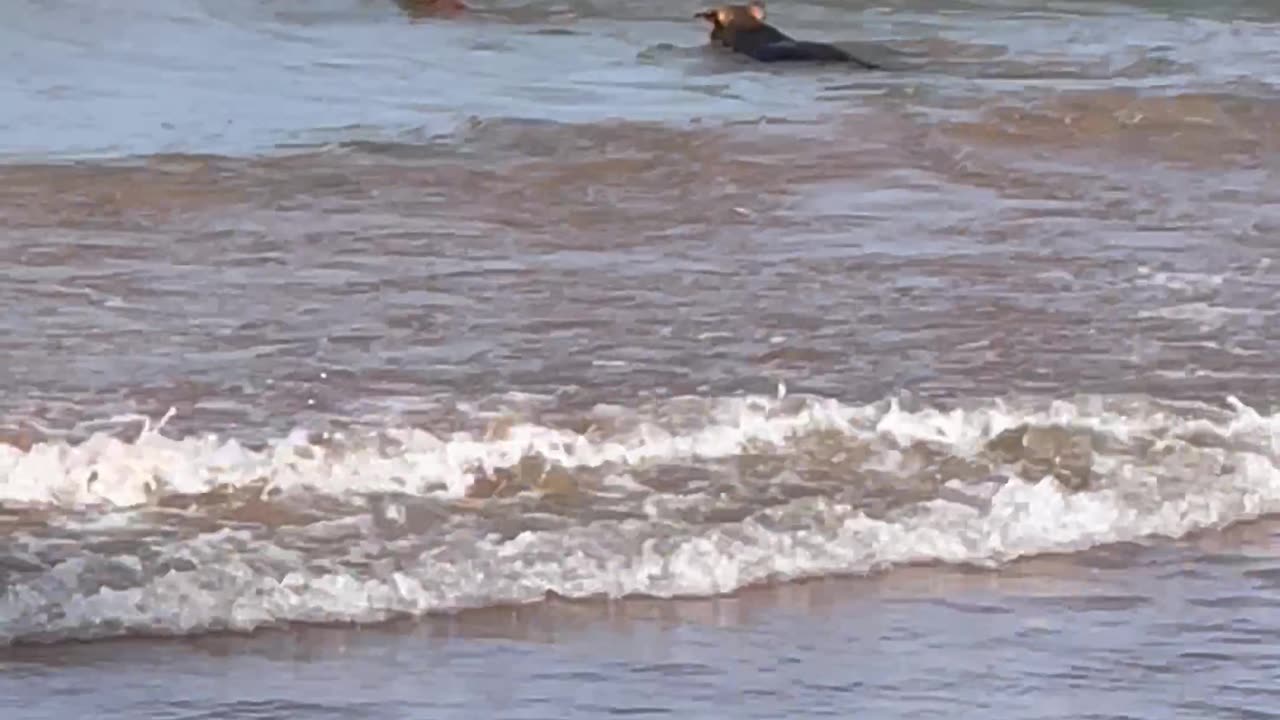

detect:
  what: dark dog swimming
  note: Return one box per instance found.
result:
[694,3,880,69]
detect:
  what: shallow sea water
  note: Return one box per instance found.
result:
[1,0,1279,717]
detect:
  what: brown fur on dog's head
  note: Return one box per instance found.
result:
[694,3,766,30]
[397,0,468,19]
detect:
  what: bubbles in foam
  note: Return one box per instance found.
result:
[0,394,863,509]
[3,392,1280,645]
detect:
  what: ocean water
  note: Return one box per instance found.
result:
[1,0,1279,717]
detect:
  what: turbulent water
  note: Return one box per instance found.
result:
[1,0,1279,716]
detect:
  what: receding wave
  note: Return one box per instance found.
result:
[937,88,1280,165]
[3,391,1279,645]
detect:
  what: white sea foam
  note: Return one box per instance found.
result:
[0,396,860,508]
[2,393,1279,645]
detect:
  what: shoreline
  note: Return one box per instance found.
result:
[6,513,1278,663]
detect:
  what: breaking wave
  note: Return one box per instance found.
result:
[2,391,1279,645]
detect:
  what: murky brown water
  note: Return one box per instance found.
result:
[1,0,1279,717]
